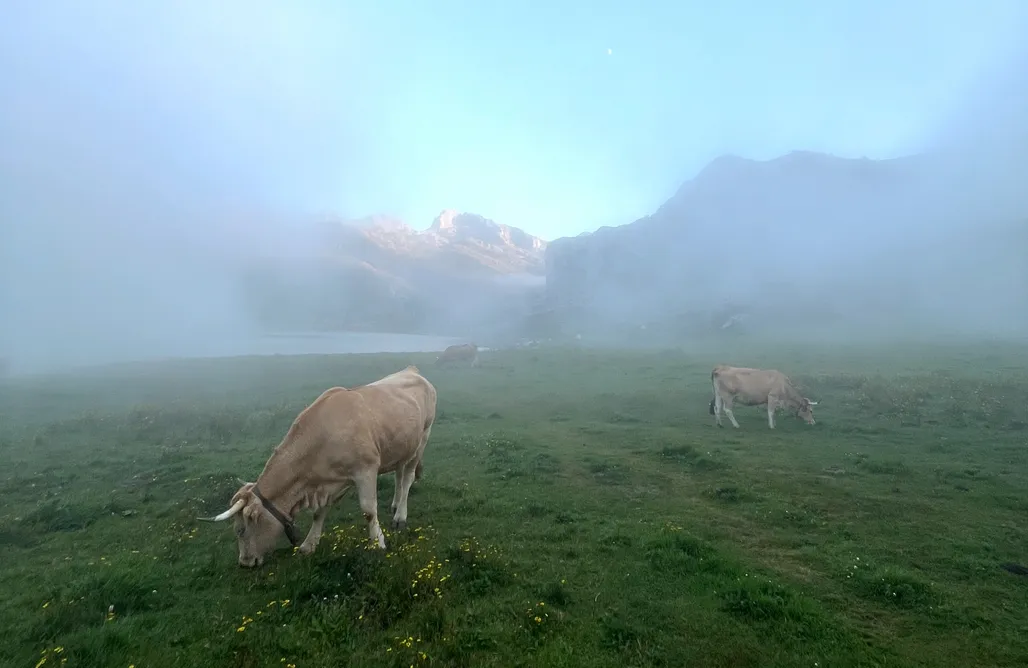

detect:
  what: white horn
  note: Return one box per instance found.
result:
[807,400,819,406]
[197,498,245,522]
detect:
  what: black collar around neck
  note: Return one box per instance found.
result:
[251,486,301,547]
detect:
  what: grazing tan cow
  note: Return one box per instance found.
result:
[435,342,479,368]
[709,364,818,429]
[198,365,437,567]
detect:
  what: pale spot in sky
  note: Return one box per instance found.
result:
[607,48,612,56]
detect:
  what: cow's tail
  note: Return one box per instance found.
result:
[709,366,720,414]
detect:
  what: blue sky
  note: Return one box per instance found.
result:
[323,0,1028,239]
[4,0,1027,241]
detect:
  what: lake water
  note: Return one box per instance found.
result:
[5,331,466,376]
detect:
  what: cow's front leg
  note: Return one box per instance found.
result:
[298,506,329,555]
[766,397,777,429]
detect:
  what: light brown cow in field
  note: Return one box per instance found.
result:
[198,365,437,567]
[435,342,479,368]
[709,364,818,429]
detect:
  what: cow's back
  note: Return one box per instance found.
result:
[360,371,436,472]
[714,366,789,403]
[293,372,434,474]
[360,370,437,438]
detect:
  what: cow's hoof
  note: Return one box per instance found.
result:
[298,543,316,556]
[391,519,407,532]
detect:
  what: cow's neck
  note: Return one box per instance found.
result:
[253,457,306,521]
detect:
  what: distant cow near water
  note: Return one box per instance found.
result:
[709,364,818,429]
[435,343,479,368]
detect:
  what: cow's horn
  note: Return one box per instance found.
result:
[236,477,247,486]
[197,498,246,522]
[807,399,819,405]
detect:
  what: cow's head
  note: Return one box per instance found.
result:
[796,398,818,425]
[198,480,288,567]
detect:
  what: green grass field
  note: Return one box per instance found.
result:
[2,341,1027,668]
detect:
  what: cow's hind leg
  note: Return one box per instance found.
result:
[393,426,432,530]
[298,506,329,555]
[766,396,777,429]
[390,470,403,517]
[354,471,386,549]
[390,462,417,531]
[711,390,727,427]
[723,400,741,428]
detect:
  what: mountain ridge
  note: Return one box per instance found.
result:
[241,210,548,335]
[544,148,1027,337]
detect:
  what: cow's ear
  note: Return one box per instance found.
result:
[242,499,261,522]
